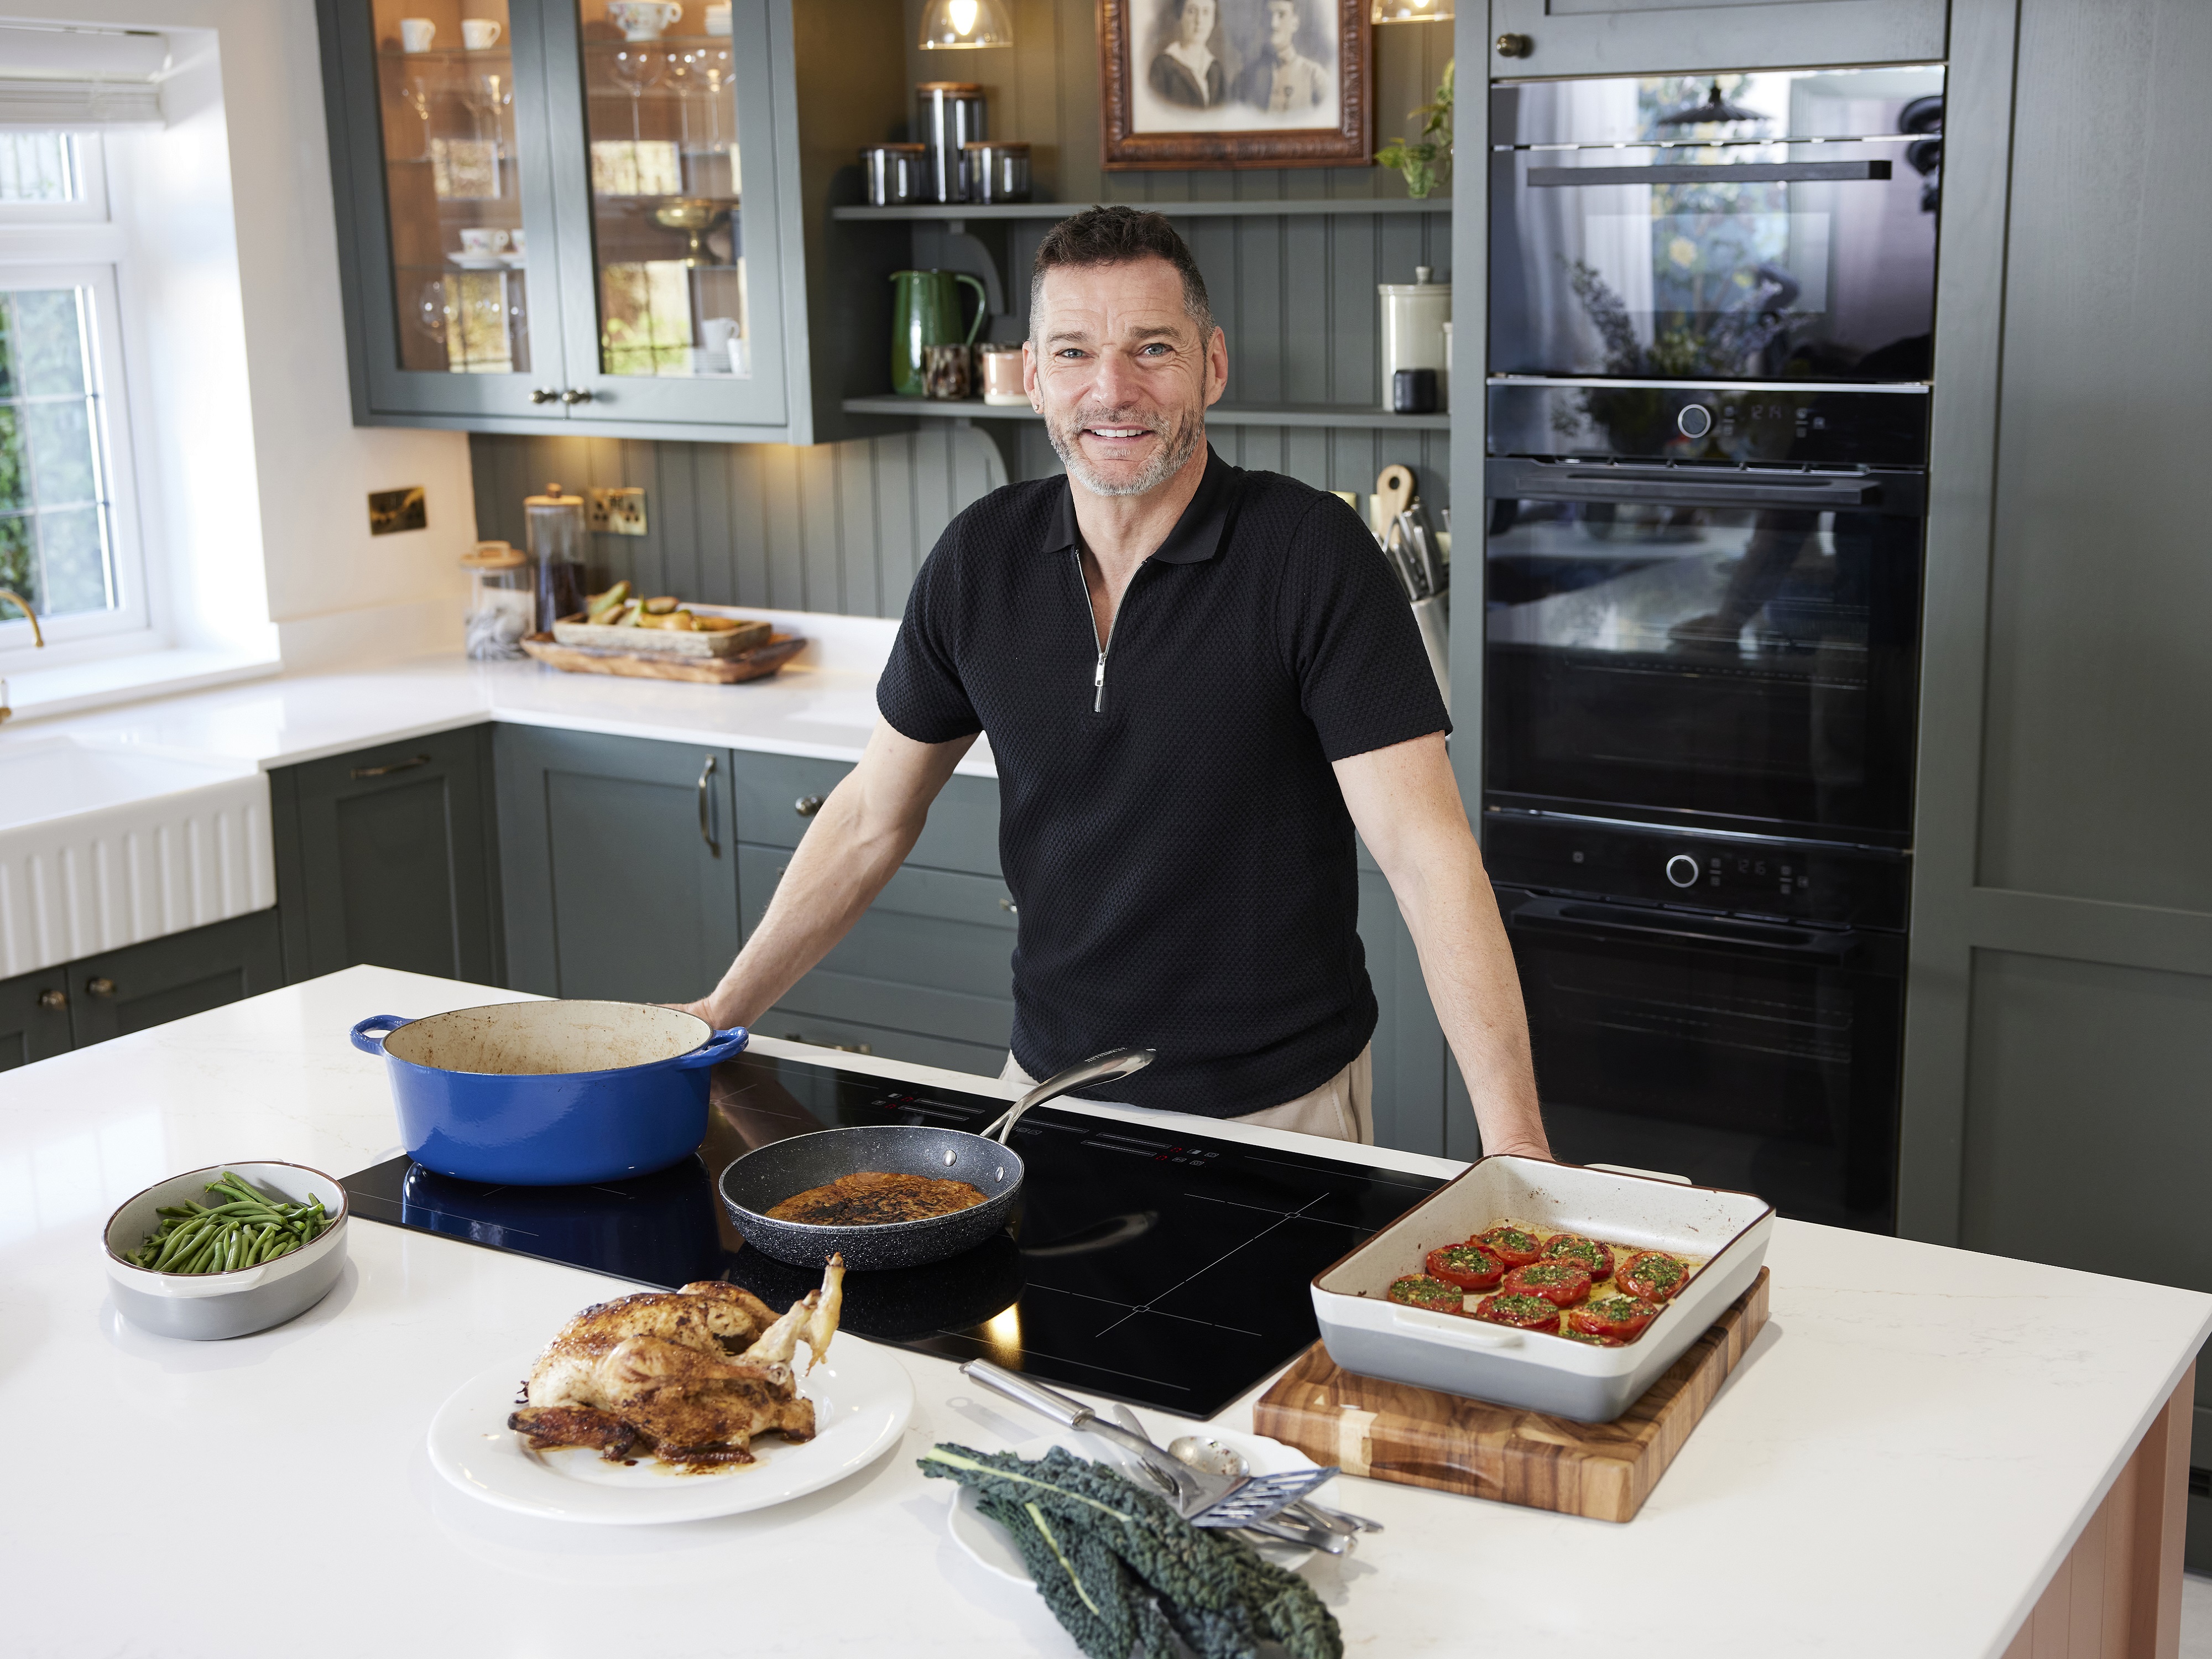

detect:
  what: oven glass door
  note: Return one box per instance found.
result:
[1499,889,1903,1233]
[1488,66,1944,383]
[1484,480,1924,840]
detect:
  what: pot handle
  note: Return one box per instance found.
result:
[350,1015,410,1055]
[675,1026,750,1068]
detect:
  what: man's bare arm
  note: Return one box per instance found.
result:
[684,719,977,1030]
[1333,733,1551,1159]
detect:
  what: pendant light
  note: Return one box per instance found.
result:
[918,0,1013,49]
[1371,0,1452,18]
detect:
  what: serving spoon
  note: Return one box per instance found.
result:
[1167,1436,1384,1536]
[978,1047,1155,1144]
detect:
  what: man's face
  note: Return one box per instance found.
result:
[1025,257,1226,500]
[1266,0,1296,50]
[1178,0,1213,46]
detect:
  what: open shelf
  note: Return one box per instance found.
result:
[842,396,1451,431]
[831,197,1452,222]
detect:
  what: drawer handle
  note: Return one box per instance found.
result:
[697,755,719,854]
[351,753,430,779]
[999,898,1017,914]
[86,977,116,999]
[38,988,66,1010]
[785,1031,870,1055]
[794,795,823,818]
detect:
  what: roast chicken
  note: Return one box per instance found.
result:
[508,1256,845,1469]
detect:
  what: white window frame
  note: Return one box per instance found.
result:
[0,132,149,667]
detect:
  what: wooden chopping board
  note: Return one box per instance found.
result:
[520,632,806,684]
[1254,1268,1768,1523]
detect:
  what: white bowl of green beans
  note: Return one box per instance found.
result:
[101,1162,349,1340]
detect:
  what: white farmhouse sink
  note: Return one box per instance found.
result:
[0,735,274,978]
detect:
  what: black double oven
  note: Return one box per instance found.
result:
[1481,65,1944,1232]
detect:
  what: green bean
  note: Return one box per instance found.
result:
[132,1172,333,1275]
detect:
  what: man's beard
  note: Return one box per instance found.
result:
[1045,400,1205,498]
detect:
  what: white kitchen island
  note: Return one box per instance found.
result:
[1,966,2201,1659]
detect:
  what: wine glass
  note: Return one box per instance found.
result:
[400,75,435,159]
[461,71,513,190]
[415,279,455,345]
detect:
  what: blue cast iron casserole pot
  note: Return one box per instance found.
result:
[350,1001,748,1185]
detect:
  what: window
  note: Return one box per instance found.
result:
[0,131,143,655]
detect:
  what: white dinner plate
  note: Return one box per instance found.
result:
[427,1337,914,1525]
[946,1426,1321,1581]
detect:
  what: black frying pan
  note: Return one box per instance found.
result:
[716,1048,1152,1271]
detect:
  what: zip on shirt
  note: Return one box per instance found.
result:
[1074,547,1109,713]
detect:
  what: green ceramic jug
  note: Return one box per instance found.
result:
[890,269,988,398]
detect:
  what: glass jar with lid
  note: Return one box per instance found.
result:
[524,482,589,631]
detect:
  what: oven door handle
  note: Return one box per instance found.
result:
[1504,895,1864,962]
[1528,160,1893,187]
[1486,457,1908,512]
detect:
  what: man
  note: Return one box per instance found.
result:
[685,207,1547,1157]
[1230,0,1331,116]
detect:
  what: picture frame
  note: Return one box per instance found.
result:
[1100,0,1372,170]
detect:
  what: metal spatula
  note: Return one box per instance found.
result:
[962,1360,1337,1528]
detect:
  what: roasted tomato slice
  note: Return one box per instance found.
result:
[1425,1243,1505,1291]
[1389,1274,1467,1313]
[1476,1225,1543,1267]
[1568,1296,1663,1340]
[1617,1251,1692,1302]
[1541,1234,1615,1281]
[1561,1328,1624,1348]
[1502,1259,1594,1307]
[1473,1292,1561,1332]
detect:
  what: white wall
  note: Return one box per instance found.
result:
[25,0,476,669]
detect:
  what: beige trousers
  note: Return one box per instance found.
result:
[999,1044,1374,1145]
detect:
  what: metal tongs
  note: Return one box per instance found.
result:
[961,1360,1338,1540]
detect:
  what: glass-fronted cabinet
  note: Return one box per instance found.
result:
[320,0,818,437]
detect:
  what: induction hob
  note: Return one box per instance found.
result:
[342,1051,1444,1418]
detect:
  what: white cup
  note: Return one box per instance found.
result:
[607,0,681,39]
[460,18,503,49]
[458,227,510,254]
[398,17,436,51]
[507,228,526,256]
[704,2,731,34]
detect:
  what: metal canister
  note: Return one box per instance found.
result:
[1378,265,1451,412]
[524,482,589,632]
[860,142,927,207]
[961,140,1031,204]
[916,82,985,204]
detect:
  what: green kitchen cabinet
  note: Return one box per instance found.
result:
[62,912,288,1048]
[0,966,72,1070]
[1357,844,1452,1159]
[314,0,906,442]
[494,725,742,1004]
[270,727,504,987]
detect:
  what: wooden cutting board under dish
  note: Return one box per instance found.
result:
[550,613,772,656]
[1254,1269,1768,1523]
[520,632,806,685]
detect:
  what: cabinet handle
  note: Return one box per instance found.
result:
[1000,897,1017,914]
[351,753,431,779]
[560,388,593,405]
[38,988,66,1010]
[530,388,560,404]
[697,755,719,854]
[794,795,823,818]
[86,977,116,999]
[1495,31,1532,56]
[785,1032,870,1056]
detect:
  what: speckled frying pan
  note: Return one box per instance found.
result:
[717,1048,1152,1271]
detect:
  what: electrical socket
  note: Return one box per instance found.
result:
[587,487,648,536]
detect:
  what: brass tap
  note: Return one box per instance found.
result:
[0,588,43,724]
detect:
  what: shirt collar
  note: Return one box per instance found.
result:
[1040,445,1233,566]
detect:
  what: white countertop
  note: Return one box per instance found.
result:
[4,606,1000,779]
[2,966,2205,1659]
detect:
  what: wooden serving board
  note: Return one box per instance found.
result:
[550,612,772,656]
[520,632,806,684]
[1254,1269,1768,1523]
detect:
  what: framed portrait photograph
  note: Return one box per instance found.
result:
[1100,0,1371,170]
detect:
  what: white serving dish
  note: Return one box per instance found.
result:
[101,1161,349,1340]
[1311,1156,1773,1422]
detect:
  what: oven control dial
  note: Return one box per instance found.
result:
[1665,853,1700,889]
[1676,404,1714,439]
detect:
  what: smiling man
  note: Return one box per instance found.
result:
[684,207,1547,1154]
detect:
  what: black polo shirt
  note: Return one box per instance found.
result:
[876,448,1448,1115]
